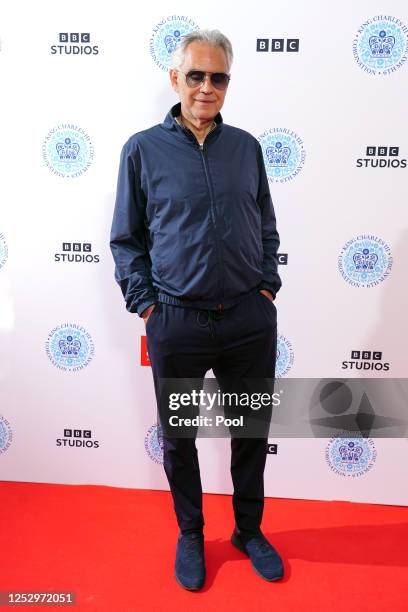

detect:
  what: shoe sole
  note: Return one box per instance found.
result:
[174,571,205,591]
[231,533,284,582]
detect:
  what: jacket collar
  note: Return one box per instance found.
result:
[161,102,223,144]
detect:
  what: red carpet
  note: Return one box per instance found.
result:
[1,481,407,610]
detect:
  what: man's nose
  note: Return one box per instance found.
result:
[199,74,214,93]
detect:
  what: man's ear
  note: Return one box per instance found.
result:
[169,69,179,92]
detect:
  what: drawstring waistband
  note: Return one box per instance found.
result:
[196,309,225,338]
[156,286,260,311]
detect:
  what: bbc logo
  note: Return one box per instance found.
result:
[64,429,92,438]
[351,351,382,360]
[59,33,90,43]
[257,38,299,52]
[366,147,399,157]
[278,253,288,265]
[62,243,92,252]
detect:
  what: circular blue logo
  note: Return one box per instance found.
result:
[258,128,305,183]
[46,324,95,371]
[338,235,393,288]
[325,436,377,477]
[42,124,94,178]
[0,233,8,270]
[275,334,294,377]
[144,423,164,464]
[353,16,408,75]
[0,415,13,454]
[149,15,199,71]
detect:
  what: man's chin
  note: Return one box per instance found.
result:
[193,107,218,121]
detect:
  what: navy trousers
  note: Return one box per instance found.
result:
[146,290,277,536]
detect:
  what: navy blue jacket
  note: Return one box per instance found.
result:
[110,102,282,316]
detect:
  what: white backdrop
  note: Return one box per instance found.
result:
[1,0,407,505]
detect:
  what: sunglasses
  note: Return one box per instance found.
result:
[179,70,231,91]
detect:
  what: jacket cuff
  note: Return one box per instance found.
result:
[259,282,277,300]
[136,299,157,317]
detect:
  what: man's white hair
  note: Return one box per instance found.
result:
[170,29,233,72]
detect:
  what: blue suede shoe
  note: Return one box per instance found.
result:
[175,532,205,591]
[231,528,284,581]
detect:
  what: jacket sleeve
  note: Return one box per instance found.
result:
[256,142,282,300]
[110,138,156,316]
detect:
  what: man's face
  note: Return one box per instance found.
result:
[170,41,230,123]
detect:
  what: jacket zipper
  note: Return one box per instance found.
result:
[181,123,224,310]
[199,144,224,310]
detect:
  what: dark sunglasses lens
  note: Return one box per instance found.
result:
[186,71,205,86]
[211,73,230,89]
[185,71,230,89]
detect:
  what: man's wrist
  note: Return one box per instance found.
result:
[259,282,277,300]
[141,303,156,319]
[259,289,274,301]
[137,299,156,318]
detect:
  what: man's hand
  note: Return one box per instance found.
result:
[259,289,274,302]
[142,303,156,325]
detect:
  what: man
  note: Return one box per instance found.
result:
[110,29,283,590]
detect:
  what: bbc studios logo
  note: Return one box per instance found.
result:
[278,253,288,265]
[50,33,99,55]
[256,38,300,52]
[356,146,406,169]
[267,442,278,454]
[342,350,390,372]
[56,428,99,448]
[54,242,100,263]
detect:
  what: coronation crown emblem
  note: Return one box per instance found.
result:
[59,335,81,356]
[369,30,395,57]
[164,30,182,54]
[266,142,291,167]
[56,138,80,162]
[339,441,363,463]
[353,248,378,271]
